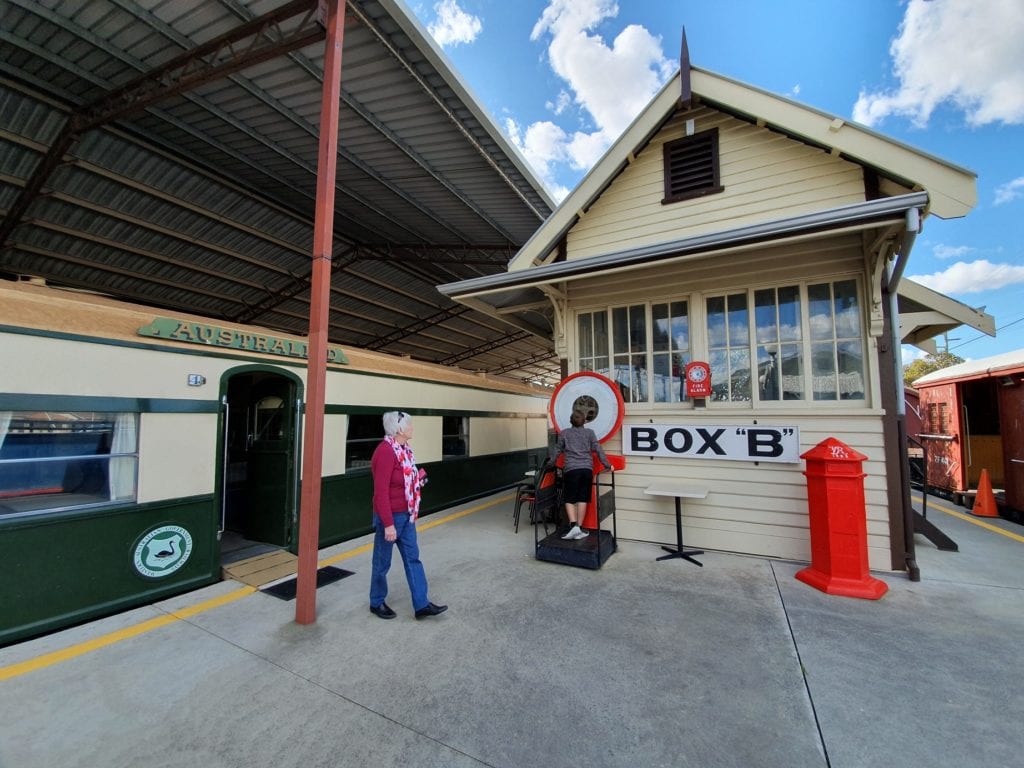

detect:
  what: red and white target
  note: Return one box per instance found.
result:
[548,371,624,443]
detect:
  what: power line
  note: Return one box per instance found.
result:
[950,313,1024,350]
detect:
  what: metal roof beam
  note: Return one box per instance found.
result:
[364,305,473,351]
[6,243,252,307]
[73,0,323,132]
[354,244,512,266]
[336,87,520,244]
[0,0,322,253]
[194,1,513,245]
[488,349,558,376]
[438,331,534,365]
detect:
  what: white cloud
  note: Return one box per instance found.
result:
[908,259,1024,294]
[994,176,1024,205]
[933,244,974,260]
[503,0,673,195]
[546,90,572,116]
[505,117,572,202]
[427,0,482,48]
[853,0,1024,128]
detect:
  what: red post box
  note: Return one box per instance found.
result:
[795,438,888,600]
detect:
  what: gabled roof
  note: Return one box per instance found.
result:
[439,61,986,358]
[507,67,976,274]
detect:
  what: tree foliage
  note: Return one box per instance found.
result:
[904,351,964,387]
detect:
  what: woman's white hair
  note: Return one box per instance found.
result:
[382,410,411,437]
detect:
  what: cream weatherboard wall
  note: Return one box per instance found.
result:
[567,107,871,261]
[601,416,889,569]
[560,234,893,570]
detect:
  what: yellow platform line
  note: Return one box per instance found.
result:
[1,493,513,681]
[925,497,1024,544]
[0,586,256,682]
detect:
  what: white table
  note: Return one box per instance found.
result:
[644,481,708,566]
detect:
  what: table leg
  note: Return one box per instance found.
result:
[655,497,704,566]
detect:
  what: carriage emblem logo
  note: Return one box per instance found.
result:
[133,525,194,578]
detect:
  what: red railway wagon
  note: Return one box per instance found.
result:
[912,350,1024,516]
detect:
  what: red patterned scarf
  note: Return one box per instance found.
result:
[385,435,422,521]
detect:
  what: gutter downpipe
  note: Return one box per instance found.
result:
[886,206,921,581]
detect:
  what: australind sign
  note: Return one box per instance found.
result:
[624,423,800,463]
[138,317,349,364]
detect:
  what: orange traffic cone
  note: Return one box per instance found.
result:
[971,469,999,518]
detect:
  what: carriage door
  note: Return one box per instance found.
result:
[999,379,1024,513]
[222,371,301,548]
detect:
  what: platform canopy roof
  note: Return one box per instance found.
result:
[0,0,561,385]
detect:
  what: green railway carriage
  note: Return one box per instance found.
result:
[0,281,550,645]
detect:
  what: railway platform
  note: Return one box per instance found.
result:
[2,491,1022,768]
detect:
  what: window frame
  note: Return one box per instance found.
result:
[572,275,869,410]
[442,415,469,459]
[344,413,382,471]
[575,298,693,409]
[0,411,139,518]
[702,277,868,408]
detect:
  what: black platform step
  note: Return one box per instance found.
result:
[536,529,616,570]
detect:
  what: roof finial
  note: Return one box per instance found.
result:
[680,27,691,110]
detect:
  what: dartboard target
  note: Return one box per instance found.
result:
[548,371,625,443]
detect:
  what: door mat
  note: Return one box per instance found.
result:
[222,549,298,587]
[260,566,355,601]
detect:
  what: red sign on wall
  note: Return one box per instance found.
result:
[684,361,711,398]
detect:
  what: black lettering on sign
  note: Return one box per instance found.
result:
[664,427,693,454]
[748,429,784,458]
[630,427,658,452]
[695,428,726,455]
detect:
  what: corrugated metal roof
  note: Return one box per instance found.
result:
[912,349,1024,387]
[0,0,560,386]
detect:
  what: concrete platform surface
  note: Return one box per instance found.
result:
[1,491,1022,768]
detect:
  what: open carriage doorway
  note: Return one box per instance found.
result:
[219,368,302,563]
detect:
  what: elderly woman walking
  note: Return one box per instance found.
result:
[368,410,447,620]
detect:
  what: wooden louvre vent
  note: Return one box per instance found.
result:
[662,127,723,204]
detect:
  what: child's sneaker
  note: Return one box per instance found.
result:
[572,527,590,540]
[561,524,582,540]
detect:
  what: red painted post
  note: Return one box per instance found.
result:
[795,438,888,599]
[296,0,344,625]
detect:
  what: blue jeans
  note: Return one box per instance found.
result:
[370,512,429,611]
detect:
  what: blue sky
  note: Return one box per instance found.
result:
[408,0,1024,365]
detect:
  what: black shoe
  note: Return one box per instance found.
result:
[369,602,396,619]
[414,602,448,620]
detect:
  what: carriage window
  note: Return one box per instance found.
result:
[345,414,382,470]
[442,416,469,458]
[0,411,138,517]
